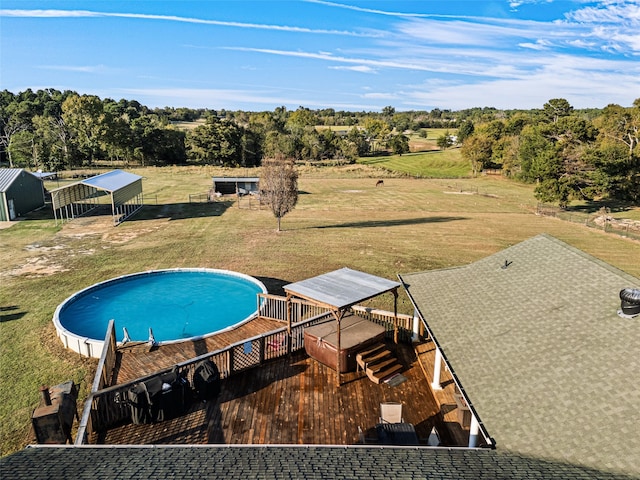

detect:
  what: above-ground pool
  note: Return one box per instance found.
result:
[53,268,267,358]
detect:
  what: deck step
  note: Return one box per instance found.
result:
[360,349,393,369]
[357,343,387,359]
[365,357,397,374]
[356,343,389,371]
[367,362,403,384]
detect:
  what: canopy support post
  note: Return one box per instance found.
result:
[392,287,399,343]
[333,309,345,387]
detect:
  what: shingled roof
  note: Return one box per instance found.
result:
[399,234,640,477]
[2,445,636,480]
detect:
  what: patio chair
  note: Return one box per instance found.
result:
[379,402,403,424]
[267,333,287,353]
[358,426,378,444]
[453,392,471,427]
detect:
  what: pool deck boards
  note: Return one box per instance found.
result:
[113,317,283,384]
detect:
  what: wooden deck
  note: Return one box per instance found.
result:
[94,339,474,447]
[113,317,283,384]
[415,339,471,447]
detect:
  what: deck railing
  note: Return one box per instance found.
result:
[75,320,118,444]
[351,306,417,343]
[75,306,415,444]
[75,312,332,444]
[257,294,332,323]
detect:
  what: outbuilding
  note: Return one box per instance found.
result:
[0,168,46,221]
[212,176,260,196]
[49,169,143,226]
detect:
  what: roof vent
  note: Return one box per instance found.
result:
[618,288,640,317]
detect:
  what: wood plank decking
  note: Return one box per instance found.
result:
[97,317,471,448]
[114,317,283,384]
[96,341,454,447]
[415,339,470,447]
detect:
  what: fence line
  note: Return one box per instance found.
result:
[536,203,640,241]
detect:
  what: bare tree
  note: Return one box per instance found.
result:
[260,156,298,231]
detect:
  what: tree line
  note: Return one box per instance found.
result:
[460,98,640,206]
[2,89,638,207]
[1,90,449,171]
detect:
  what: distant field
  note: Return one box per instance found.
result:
[1,165,639,456]
[358,149,469,178]
[171,119,206,130]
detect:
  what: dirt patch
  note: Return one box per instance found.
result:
[2,255,70,277]
[4,215,161,278]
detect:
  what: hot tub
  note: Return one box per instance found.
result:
[303,315,386,373]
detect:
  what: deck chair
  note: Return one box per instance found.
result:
[267,333,287,353]
[358,426,377,444]
[453,392,471,427]
[379,402,403,424]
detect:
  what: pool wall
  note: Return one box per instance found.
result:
[53,268,267,358]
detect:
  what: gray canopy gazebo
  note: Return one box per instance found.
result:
[284,267,401,386]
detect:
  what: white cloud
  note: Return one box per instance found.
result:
[305,0,431,18]
[37,64,111,74]
[362,92,399,100]
[519,41,551,51]
[328,65,376,73]
[400,54,640,110]
[0,8,379,37]
[562,2,640,53]
[120,87,375,110]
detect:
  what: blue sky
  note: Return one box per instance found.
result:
[1,1,639,112]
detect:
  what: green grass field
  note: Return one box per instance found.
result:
[358,149,469,178]
[1,164,639,456]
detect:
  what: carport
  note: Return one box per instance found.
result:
[50,170,143,226]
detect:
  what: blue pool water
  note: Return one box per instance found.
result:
[55,269,266,343]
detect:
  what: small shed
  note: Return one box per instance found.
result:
[0,168,45,221]
[212,177,260,196]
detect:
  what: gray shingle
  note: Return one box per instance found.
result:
[399,234,640,477]
[1,446,636,480]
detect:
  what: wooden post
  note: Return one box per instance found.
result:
[335,310,344,387]
[286,294,292,355]
[393,288,399,344]
[228,348,234,377]
[259,337,265,364]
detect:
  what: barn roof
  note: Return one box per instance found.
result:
[78,170,142,192]
[212,177,260,182]
[0,168,39,192]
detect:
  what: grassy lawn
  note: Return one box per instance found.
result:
[1,165,639,456]
[357,149,468,178]
[358,128,467,178]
